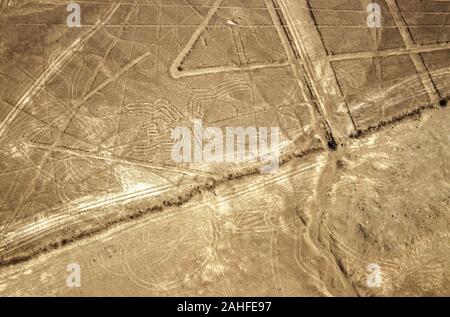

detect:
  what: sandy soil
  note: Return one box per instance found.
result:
[0,0,448,296]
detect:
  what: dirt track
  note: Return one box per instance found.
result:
[0,0,449,296]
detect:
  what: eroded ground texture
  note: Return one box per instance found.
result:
[0,0,449,296]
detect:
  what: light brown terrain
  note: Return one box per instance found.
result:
[0,0,449,296]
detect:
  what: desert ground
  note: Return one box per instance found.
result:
[0,0,449,296]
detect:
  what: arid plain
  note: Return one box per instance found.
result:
[0,0,449,296]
